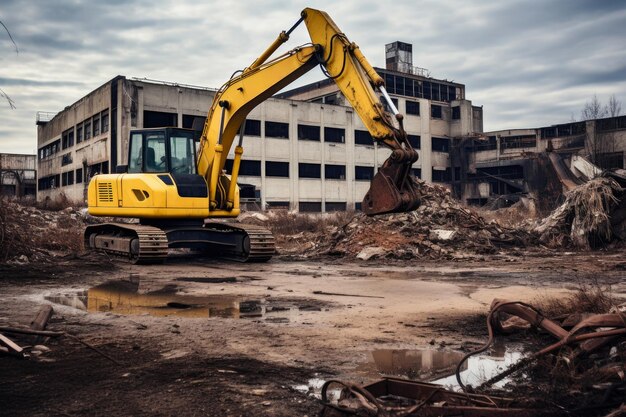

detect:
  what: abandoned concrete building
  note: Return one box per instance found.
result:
[454,116,626,208]
[36,42,482,212]
[0,153,36,198]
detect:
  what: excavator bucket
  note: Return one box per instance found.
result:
[362,149,421,216]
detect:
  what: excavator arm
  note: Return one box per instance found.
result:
[198,7,421,216]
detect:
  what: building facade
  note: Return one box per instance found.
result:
[456,116,626,206]
[0,153,36,197]
[36,42,483,211]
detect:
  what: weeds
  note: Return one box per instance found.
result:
[537,278,619,316]
[264,210,355,235]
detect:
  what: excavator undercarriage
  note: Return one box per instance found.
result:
[85,221,275,264]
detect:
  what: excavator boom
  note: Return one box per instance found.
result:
[198,7,421,216]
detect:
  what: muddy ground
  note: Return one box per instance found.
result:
[1,251,625,416]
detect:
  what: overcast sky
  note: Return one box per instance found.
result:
[1,0,625,154]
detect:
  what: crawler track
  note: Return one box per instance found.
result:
[85,222,275,264]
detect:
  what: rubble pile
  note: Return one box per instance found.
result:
[0,199,85,265]
[319,181,537,260]
[534,172,626,249]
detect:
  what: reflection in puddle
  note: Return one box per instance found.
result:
[433,346,522,390]
[356,349,466,381]
[44,279,300,321]
[356,344,521,390]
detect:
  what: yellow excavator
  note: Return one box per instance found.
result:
[85,7,421,264]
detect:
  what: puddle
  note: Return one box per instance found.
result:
[44,279,305,321]
[175,277,238,283]
[356,349,466,381]
[433,345,522,390]
[292,377,341,401]
[356,343,522,390]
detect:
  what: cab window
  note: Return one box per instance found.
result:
[170,134,197,174]
[128,133,143,173]
[144,133,167,172]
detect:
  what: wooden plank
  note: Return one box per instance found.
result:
[0,332,23,354]
[30,305,53,344]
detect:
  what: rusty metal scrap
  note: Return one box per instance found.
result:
[319,378,558,417]
[454,299,626,391]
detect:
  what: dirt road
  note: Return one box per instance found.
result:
[1,251,624,416]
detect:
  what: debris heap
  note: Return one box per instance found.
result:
[534,173,626,249]
[319,181,536,260]
[0,199,85,264]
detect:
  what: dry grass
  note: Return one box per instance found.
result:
[536,278,620,317]
[264,210,355,236]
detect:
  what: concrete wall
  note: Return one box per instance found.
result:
[37,80,113,202]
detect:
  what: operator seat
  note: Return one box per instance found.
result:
[146,147,157,171]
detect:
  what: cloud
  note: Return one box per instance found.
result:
[0,0,625,154]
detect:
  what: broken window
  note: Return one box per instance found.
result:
[452,106,461,120]
[224,159,261,176]
[406,100,420,115]
[431,104,443,119]
[93,115,100,137]
[432,168,451,182]
[77,125,83,143]
[266,201,289,209]
[407,134,420,149]
[298,124,320,141]
[61,129,74,149]
[76,168,83,184]
[355,166,374,180]
[61,153,72,166]
[265,121,289,139]
[39,139,61,160]
[265,161,289,177]
[324,127,345,143]
[325,202,346,211]
[38,174,60,190]
[355,130,374,146]
[298,163,321,179]
[325,164,346,179]
[144,110,177,128]
[101,110,109,133]
[61,171,74,186]
[182,114,206,131]
[501,135,536,150]
[84,121,92,140]
[432,137,449,152]
[412,168,421,178]
[87,161,109,178]
[244,120,261,136]
[299,202,322,212]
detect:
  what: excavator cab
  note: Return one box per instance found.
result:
[127,128,197,175]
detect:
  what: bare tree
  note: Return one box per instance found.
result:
[580,94,623,169]
[1,19,18,109]
[581,94,607,121]
[606,94,622,117]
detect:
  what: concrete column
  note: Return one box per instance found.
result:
[289,103,298,211]
[421,99,432,183]
[345,109,355,209]
[177,88,183,128]
[320,106,326,212]
[260,103,267,209]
